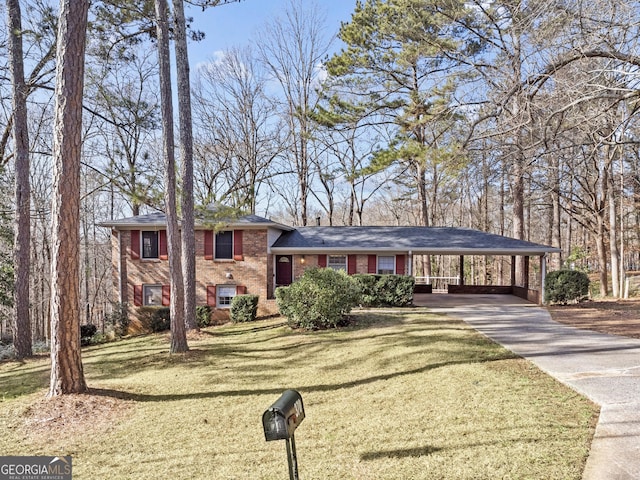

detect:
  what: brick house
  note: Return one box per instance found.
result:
[101,212,560,321]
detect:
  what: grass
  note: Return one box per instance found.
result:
[0,307,597,479]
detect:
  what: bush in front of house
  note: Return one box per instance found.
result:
[545,269,590,304]
[230,295,259,323]
[353,274,415,307]
[196,305,213,328]
[138,306,171,332]
[276,267,361,329]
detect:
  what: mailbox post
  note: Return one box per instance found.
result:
[262,389,305,480]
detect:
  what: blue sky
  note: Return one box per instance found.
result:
[185,0,358,65]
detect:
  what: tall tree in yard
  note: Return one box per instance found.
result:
[326,0,471,229]
[7,0,32,359]
[172,0,197,331]
[258,0,331,226]
[154,0,188,352]
[48,0,90,396]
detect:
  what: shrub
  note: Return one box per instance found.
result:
[353,274,415,307]
[32,341,49,354]
[231,295,259,323]
[196,306,213,328]
[138,306,171,332]
[545,269,590,304]
[353,274,378,306]
[105,302,130,337]
[276,268,361,329]
[0,343,15,361]
[80,324,98,346]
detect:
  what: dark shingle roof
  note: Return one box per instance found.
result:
[99,212,293,231]
[271,226,559,256]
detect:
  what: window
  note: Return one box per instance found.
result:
[377,256,395,275]
[328,255,347,271]
[217,285,236,307]
[215,231,233,259]
[142,231,159,259]
[143,285,163,306]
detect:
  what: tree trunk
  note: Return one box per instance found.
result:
[608,151,620,298]
[48,0,89,396]
[172,0,197,331]
[154,0,188,353]
[7,0,32,359]
[550,155,562,270]
[596,211,609,297]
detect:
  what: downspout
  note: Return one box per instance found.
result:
[117,229,123,304]
[408,250,413,276]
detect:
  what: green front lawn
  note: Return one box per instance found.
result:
[0,308,597,479]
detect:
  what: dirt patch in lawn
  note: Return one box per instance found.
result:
[547,298,640,339]
[20,389,134,446]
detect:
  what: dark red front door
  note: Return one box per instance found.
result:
[275,255,293,286]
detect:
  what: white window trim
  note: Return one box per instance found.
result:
[377,255,396,275]
[327,254,347,271]
[217,284,236,308]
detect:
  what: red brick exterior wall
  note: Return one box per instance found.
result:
[110,229,412,326]
[291,254,408,279]
[112,228,280,323]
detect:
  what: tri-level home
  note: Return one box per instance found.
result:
[101,212,560,320]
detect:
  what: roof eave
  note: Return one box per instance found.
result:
[270,247,561,255]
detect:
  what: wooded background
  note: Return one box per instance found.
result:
[3,0,640,344]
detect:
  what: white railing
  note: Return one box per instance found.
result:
[415,276,460,293]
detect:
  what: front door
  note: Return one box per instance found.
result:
[275,255,293,287]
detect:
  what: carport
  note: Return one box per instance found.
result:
[270,226,561,305]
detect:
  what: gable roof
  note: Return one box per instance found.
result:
[271,226,560,256]
[99,212,294,231]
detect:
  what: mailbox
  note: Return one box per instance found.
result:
[262,389,305,441]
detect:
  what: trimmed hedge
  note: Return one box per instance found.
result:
[196,306,213,328]
[545,269,590,304]
[353,274,415,307]
[276,268,361,329]
[231,295,259,323]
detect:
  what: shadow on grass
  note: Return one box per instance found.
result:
[360,445,442,460]
[200,322,288,336]
[88,354,516,403]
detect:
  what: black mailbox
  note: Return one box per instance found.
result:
[262,389,305,441]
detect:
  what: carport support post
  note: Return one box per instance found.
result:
[459,255,464,285]
[539,254,546,305]
[510,256,516,287]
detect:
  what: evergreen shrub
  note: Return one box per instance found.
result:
[545,269,590,304]
[230,295,259,323]
[275,268,361,329]
[196,306,213,328]
[353,274,415,307]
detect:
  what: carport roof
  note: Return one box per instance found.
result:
[271,226,560,256]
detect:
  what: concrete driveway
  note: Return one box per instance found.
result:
[415,293,640,480]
